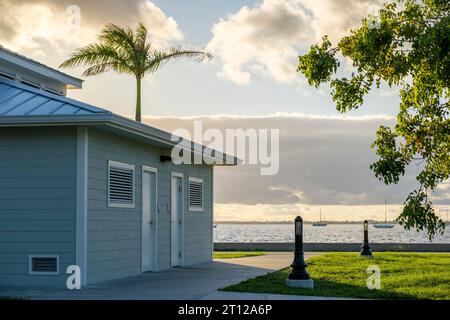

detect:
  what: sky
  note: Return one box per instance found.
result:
[0,0,448,221]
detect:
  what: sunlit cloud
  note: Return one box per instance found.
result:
[137,0,184,49]
[301,0,384,43]
[207,0,312,85]
[207,0,384,86]
[0,0,96,56]
[141,112,450,222]
[0,0,184,58]
[214,203,430,222]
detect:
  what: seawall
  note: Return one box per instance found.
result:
[214,242,450,252]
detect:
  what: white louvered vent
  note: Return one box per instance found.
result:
[108,161,135,208]
[29,255,59,274]
[188,177,203,212]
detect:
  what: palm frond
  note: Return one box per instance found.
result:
[59,43,132,75]
[135,23,148,49]
[98,23,151,77]
[82,62,134,77]
[144,47,212,74]
[99,23,136,55]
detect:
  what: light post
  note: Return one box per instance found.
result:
[360,220,372,257]
[286,216,314,289]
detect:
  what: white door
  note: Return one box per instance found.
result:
[142,169,157,272]
[171,175,183,267]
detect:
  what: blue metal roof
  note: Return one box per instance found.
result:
[0,78,107,116]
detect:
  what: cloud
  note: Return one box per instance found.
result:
[207,0,383,85]
[0,0,96,55]
[0,0,183,58]
[207,0,312,85]
[214,203,407,222]
[144,111,395,121]
[434,181,450,202]
[137,1,183,49]
[142,113,436,206]
[301,0,383,43]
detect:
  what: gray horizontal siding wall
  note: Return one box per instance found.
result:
[183,166,213,266]
[0,127,77,287]
[86,129,212,284]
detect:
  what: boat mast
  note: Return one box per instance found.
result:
[320,209,322,222]
[385,200,387,224]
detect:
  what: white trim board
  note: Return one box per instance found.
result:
[170,172,185,267]
[171,172,184,178]
[141,165,158,273]
[76,126,88,286]
[211,167,214,261]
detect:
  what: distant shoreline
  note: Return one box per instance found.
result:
[214,221,398,225]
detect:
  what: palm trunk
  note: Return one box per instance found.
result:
[135,76,142,122]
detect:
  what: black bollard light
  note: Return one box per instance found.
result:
[288,216,310,280]
[360,220,372,257]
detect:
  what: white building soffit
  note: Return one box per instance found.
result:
[0,46,82,89]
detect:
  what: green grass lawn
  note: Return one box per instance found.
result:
[221,253,450,300]
[214,251,266,259]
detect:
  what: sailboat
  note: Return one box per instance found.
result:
[312,209,327,227]
[374,200,394,228]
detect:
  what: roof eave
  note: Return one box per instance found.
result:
[0,114,239,166]
[0,114,112,126]
[0,48,83,89]
[108,114,239,166]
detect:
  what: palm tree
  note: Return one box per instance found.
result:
[60,23,212,122]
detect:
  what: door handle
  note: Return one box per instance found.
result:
[149,220,154,225]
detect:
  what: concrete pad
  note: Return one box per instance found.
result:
[202,291,355,300]
[285,279,314,289]
[0,252,320,300]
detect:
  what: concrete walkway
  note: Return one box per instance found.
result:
[0,253,319,300]
[202,291,353,300]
